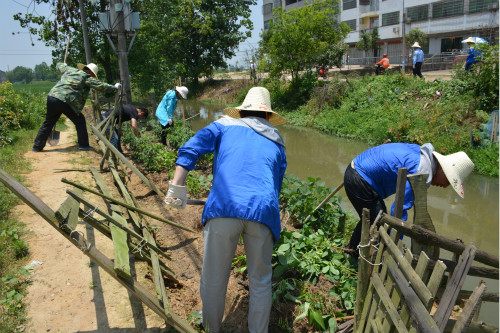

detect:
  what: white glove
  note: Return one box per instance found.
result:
[168,118,173,126]
[114,83,122,90]
[164,181,187,210]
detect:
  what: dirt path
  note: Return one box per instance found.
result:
[20,119,168,332]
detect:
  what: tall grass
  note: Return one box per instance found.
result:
[11,81,56,95]
[0,82,46,332]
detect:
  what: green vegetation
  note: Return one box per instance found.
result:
[11,81,56,95]
[0,82,46,332]
[260,0,349,85]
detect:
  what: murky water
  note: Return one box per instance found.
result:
[176,100,499,324]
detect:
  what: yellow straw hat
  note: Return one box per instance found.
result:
[77,63,98,78]
[224,87,287,126]
[432,151,474,198]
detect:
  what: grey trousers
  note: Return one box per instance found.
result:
[201,218,273,333]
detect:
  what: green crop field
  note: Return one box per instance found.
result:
[12,81,56,95]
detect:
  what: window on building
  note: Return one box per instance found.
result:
[343,0,357,10]
[432,0,464,18]
[343,19,357,31]
[263,3,273,15]
[273,0,281,8]
[441,37,463,52]
[285,0,297,5]
[407,4,429,21]
[469,0,497,13]
[264,20,270,30]
[382,11,400,26]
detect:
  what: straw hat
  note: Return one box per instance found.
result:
[462,37,476,44]
[224,87,287,126]
[411,42,421,48]
[77,63,98,78]
[432,151,474,198]
[175,86,189,99]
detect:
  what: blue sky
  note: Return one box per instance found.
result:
[0,0,262,72]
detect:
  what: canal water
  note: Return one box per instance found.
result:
[177,100,499,324]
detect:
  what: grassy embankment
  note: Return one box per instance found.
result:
[0,82,47,332]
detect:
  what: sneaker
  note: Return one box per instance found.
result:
[32,147,43,152]
[79,146,95,151]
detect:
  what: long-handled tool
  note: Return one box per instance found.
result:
[304,182,344,223]
[48,35,70,146]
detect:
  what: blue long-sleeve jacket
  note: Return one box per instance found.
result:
[413,48,424,65]
[155,90,178,126]
[353,143,435,221]
[176,117,287,243]
[466,47,481,66]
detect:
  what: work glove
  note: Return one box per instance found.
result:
[168,118,173,126]
[114,83,122,90]
[164,181,187,210]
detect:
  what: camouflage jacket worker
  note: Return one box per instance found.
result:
[48,63,116,114]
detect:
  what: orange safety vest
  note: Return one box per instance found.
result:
[376,57,390,69]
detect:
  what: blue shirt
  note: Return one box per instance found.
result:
[353,143,435,221]
[155,90,178,126]
[413,48,424,65]
[466,47,481,65]
[176,117,287,243]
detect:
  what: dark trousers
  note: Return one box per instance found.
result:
[160,121,174,145]
[33,96,89,150]
[344,164,387,257]
[413,62,424,78]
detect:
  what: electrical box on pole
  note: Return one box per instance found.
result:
[99,0,140,104]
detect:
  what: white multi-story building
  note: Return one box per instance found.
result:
[262,0,499,65]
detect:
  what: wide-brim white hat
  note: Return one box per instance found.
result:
[175,86,189,99]
[411,42,421,48]
[462,37,476,44]
[224,87,287,126]
[77,63,98,78]
[432,151,474,198]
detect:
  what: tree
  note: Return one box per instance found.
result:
[129,0,255,92]
[405,28,427,49]
[6,66,33,84]
[14,0,119,83]
[355,26,380,61]
[260,0,349,85]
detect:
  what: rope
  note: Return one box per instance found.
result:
[185,112,201,121]
[280,210,290,231]
[356,238,382,266]
[69,230,91,252]
[83,206,98,220]
[131,239,147,257]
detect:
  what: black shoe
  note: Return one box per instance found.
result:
[32,147,43,152]
[79,146,95,151]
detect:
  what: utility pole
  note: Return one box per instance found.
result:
[110,0,132,103]
[78,0,92,64]
[402,0,406,72]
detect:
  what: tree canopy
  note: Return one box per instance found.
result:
[356,27,380,58]
[260,0,349,85]
[13,0,255,93]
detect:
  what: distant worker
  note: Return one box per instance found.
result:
[250,59,256,80]
[165,87,287,333]
[412,42,425,78]
[103,104,149,153]
[32,62,120,152]
[375,53,390,75]
[463,37,481,71]
[343,143,474,259]
[155,86,188,145]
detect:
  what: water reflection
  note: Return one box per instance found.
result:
[176,99,499,324]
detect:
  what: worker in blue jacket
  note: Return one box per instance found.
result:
[464,38,481,71]
[412,42,425,78]
[155,86,188,145]
[165,87,287,333]
[344,143,474,259]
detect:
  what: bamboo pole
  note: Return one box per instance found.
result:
[354,208,370,330]
[380,214,499,268]
[89,124,164,197]
[0,168,195,332]
[66,189,171,260]
[61,178,195,233]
